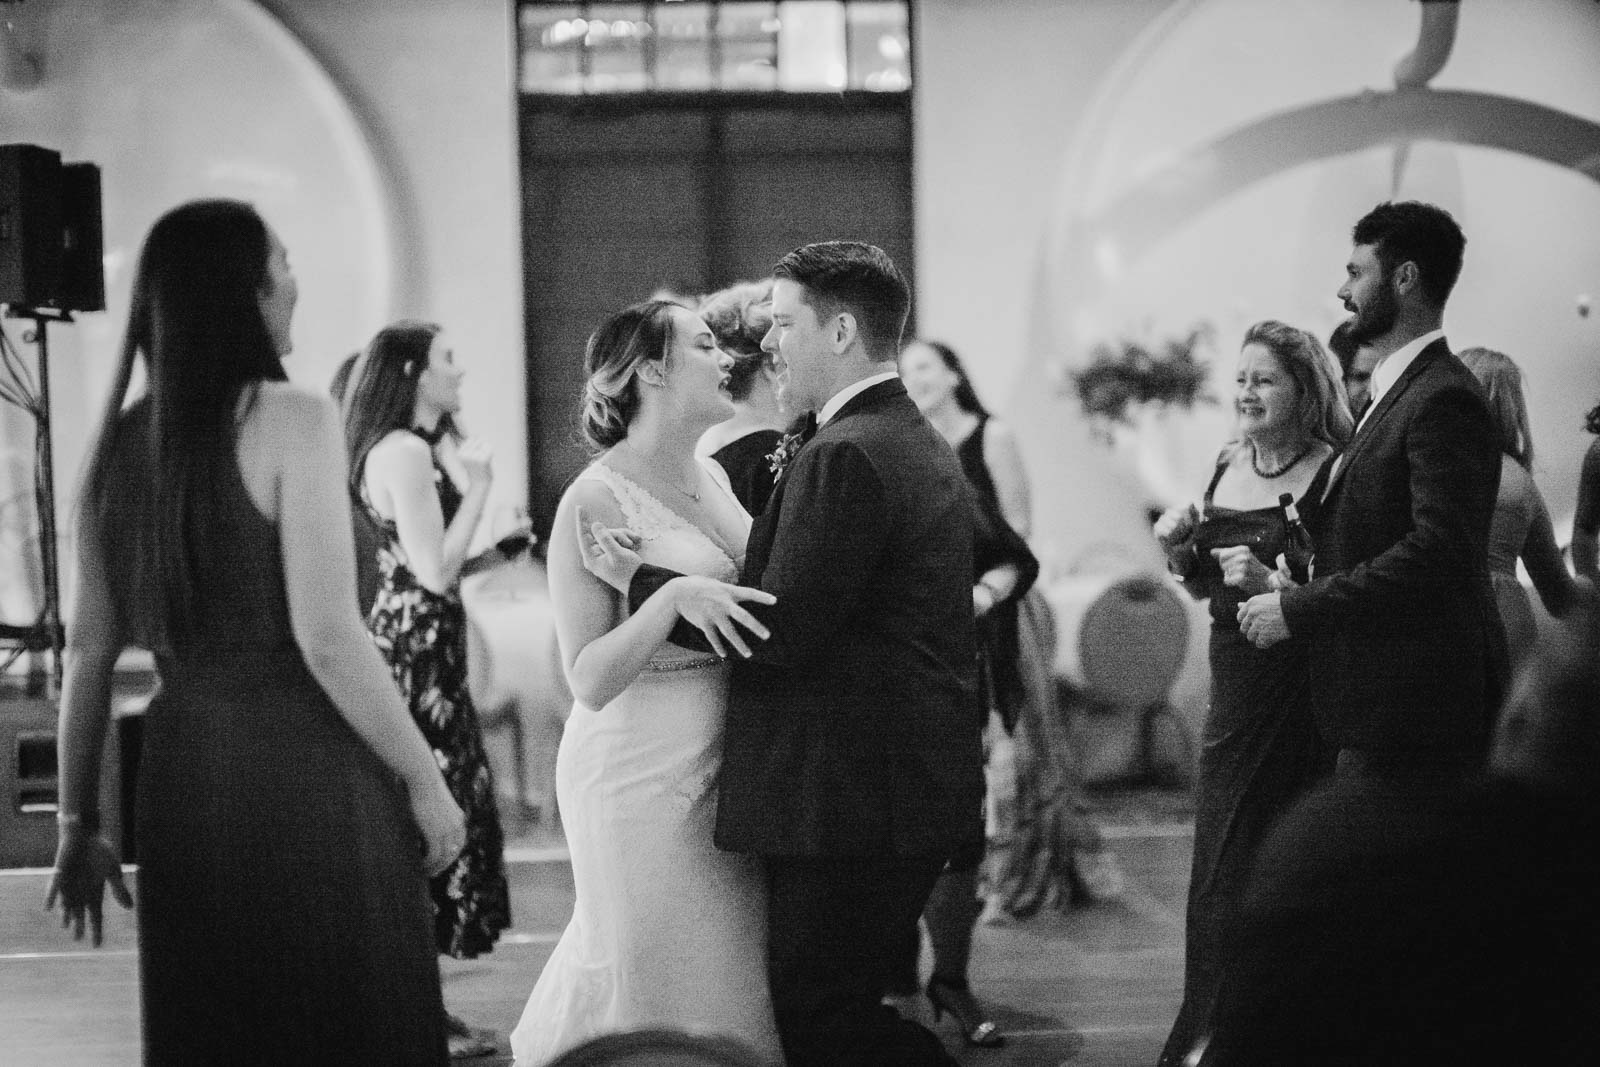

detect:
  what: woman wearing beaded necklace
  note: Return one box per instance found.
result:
[1152,319,1354,1067]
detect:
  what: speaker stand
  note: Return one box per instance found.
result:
[2,306,71,698]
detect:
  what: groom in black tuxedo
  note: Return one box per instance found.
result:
[1238,201,1505,784]
[622,242,981,1066]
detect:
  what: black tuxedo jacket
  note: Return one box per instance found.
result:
[631,379,984,858]
[1280,339,1505,754]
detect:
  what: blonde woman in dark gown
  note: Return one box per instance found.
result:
[1154,321,1352,1067]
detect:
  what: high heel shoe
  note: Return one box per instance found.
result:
[925,975,1006,1048]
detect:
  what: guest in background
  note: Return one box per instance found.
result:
[1153,320,1353,1067]
[1459,348,1582,672]
[900,341,1030,531]
[893,339,1042,1047]
[1219,199,1510,1066]
[344,321,511,1058]
[694,279,787,515]
[900,340,1124,918]
[1327,320,1381,417]
[1240,201,1505,785]
[1571,402,1600,582]
[330,350,384,614]
[47,199,462,1064]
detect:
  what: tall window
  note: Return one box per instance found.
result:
[517,1,912,95]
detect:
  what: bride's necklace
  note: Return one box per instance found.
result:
[620,441,700,501]
[1251,439,1314,479]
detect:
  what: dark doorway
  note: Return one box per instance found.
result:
[519,93,913,533]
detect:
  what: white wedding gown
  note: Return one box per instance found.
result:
[510,462,781,1066]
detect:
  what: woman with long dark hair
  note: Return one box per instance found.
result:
[893,339,1043,1048]
[343,321,513,1056]
[46,199,463,1064]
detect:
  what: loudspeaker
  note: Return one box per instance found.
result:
[59,162,105,312]
[1,696,125,869]
[0,143,64,309]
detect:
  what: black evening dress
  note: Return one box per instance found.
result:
[888,415,1039,990]
[1158,456,1323,1067]
[365,431,511,959]
[944,416,1039,875]
[710,427,784,517]
[955,416,1031,731]
[105,403,447,1066]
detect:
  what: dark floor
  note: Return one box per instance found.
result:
[0,792,1193,1067]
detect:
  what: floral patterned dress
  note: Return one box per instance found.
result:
[366,431,511,959]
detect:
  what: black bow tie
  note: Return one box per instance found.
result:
[789,411,819,444]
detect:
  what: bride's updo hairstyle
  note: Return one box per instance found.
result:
[581,299,679,451]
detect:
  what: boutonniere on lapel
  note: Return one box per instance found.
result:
[767,413,818,481]
[767,430,806,481]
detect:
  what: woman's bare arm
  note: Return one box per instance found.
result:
[367,433,490,595]
[549,478,770,710]
[984,418,1033,539]
[253,387,462,872]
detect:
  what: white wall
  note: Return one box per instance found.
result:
[0,0,525,628]
[914,0,1600,736]
[913,0,1172,576]
[263,0,526,526]
[916,0,1600,565]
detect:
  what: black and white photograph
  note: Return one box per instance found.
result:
[2,1,1598,1064]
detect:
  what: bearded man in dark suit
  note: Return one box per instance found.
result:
[1238,201,1506,785]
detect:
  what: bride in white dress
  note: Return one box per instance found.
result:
[511,301,782,1066]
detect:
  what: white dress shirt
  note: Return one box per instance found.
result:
[816,370,900,429]
[1356,327,1445,432]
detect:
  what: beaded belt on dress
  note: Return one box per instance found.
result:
[643,655,724,673]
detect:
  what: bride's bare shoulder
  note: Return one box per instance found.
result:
[554,467,627,540]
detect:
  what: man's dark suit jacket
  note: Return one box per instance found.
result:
[631,378,985,858]
[1280,339,1504,755]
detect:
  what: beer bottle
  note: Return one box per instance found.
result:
[1279,492,1314,584]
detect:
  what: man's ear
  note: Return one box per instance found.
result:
[832,310,858,354]
[1393,260,1420,297]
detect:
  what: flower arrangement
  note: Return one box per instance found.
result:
[1066,324,1217,426]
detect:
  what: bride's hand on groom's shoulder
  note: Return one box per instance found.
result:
[575,505,643,592]
[666,577,775,660]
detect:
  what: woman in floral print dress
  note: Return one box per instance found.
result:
[344,320,513,1057]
